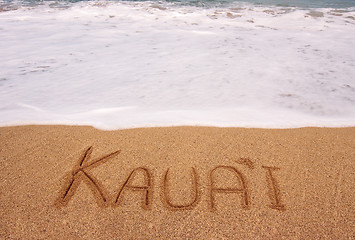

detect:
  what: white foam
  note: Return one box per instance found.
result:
[0,1,355,129]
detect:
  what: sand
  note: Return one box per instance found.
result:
[0,125,354,239]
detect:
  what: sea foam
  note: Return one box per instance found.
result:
[0,1,354,129]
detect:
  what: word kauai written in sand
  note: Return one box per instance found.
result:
[55,146,286,211]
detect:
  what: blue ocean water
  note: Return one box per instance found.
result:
[1,0,355,8]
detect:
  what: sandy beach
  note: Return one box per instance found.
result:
[0,125,354,239]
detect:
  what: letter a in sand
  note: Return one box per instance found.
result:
[114,167,153,210]
[210,166,249,210]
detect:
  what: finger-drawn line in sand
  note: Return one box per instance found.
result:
[262,166,286,211]
[234,157,255,169]
[55,147,285,211]
[210,166,249,210]
[162,167,200,210]
[55,146,121,208]
[114,167,153,210]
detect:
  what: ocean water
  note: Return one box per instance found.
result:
[2,0,355,8]
[0,0,354,129]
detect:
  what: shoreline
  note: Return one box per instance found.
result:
[2,123,355,130]
[1,125,354,239]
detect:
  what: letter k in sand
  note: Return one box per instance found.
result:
[56,146,120,207]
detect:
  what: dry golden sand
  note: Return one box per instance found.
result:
[0,125,354,239]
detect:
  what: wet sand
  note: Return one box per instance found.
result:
[0,125,354,239]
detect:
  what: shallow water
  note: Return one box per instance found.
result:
[0,0,354,129]
[2,0,355,8]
